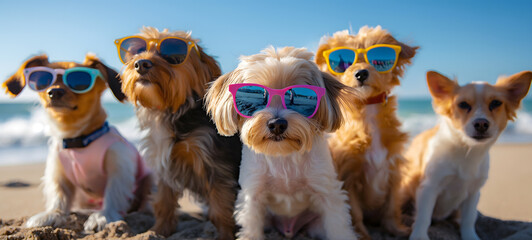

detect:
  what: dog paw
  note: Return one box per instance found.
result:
[25,211,65,228]
[84,211,121,232]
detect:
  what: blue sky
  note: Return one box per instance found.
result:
[1,0,531,102]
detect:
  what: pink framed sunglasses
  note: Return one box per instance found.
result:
[228,83,326,118]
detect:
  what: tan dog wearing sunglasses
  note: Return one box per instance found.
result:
[315,25,418,238]
[112,27,242,239]
[2,54,152,232]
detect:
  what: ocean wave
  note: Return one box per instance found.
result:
[0,110,144,149]
[0,107,48,147]
[1,107,532,166]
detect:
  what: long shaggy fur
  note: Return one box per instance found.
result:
[206,46,359,240]
[116,27,241,239]
[315,25,418,238]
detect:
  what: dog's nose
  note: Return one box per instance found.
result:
[268,118,288,135]
[354,69,369,83]
[47,88,66,100]
[473,118,490,133]
[135,59,153,75]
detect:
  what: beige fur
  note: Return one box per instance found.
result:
[206,46,359,240]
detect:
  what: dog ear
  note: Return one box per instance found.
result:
[426,71,457,100]
[496,71,532,119]
[83,54,126,102]
[196,45,222,80]
[205,71,240,136]
[2,55,49,97]
[315,71,360,132]
[314,43,331,71]
[398,42,419,60]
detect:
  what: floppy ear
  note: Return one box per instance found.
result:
[205,71,240,136]
[426,71,457,100]
[398,41,419,60]
[83,54,126,102]
[314,43,331,70]
[196,45,222,80]
[315,71,360,132]
[2,55,49,97]
[496,71,532,116]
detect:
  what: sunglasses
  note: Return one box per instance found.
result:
[114,36,200,65]
[228,83,325,118]
[23,66,102,93]
[322,44,402,75]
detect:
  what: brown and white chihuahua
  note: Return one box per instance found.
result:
[403,70,532,240]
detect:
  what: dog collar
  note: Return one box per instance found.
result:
[365,92,388,105]
[63,122,110,149]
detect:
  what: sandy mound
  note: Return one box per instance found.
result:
[1,211,531,239]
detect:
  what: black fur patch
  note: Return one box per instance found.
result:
[166,99,242,193]
[5,80,24,96]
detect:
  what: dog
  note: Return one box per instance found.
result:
[314,26,418,238]
[112,27,242,239]
[206,46,358,240]
[403,70,532,240]
[2,54,152,232]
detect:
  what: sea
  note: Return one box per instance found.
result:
[1,99,531,166]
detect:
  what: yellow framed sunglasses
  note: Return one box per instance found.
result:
[322,44,402,75]
[114,36,200,65]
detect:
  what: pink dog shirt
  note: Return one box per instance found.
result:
[58,127,149,199]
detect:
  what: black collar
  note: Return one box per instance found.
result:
[63,122,110,149]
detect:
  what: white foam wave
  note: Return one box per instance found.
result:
[0,107,144,166]
[0,107,48,147]
[2,107,532,166]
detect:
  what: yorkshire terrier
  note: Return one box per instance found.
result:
[112,27,242,239]
[315,26,418,238]
[404,71,531,240]
[206,46,358,240]
[2,54,152,232]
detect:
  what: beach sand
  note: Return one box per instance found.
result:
[1,143,531,239]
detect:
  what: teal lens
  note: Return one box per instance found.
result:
[234,85,269,117]
[327,49,356,74]
[65,71,92,93]
[284,87,319,117]
[366,47,397,72]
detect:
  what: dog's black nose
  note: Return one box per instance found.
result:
[354,69,369,83]
[473,118,490,133]
[268,118,288,135]
[48,88,66,100]
[135,59,153,75]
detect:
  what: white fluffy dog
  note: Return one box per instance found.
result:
[206,46,358,240]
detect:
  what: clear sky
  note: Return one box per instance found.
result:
[1,0,531,102]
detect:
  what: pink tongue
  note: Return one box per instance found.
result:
[273,210,318,238]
